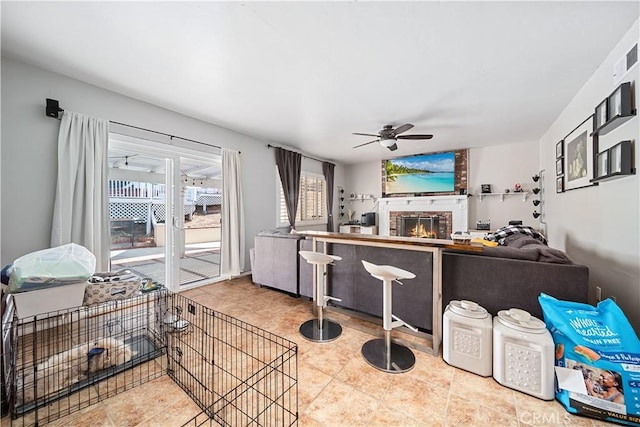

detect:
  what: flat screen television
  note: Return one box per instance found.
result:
[383,151,455,196]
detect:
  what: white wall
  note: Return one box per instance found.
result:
[469,141,540,230]
[343,161,382,223]
[0,57,345,271]
[541,19,639,330]
[343,142,539,230]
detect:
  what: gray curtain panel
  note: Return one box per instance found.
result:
[275,147,302,230]
[322,161,335,232]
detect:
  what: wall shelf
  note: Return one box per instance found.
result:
[478,192,528,202]
[591,140,635,183]
[593,82,636,136]
[349,196,376,202]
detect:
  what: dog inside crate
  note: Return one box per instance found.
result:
[7,292,165,424]
[4,290,298,427]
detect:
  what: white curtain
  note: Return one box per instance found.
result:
[51,111,110,272]
[221,148,245,276]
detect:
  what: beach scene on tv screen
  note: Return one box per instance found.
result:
[385,151,455,194]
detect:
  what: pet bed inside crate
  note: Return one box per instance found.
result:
[14,333,164,416]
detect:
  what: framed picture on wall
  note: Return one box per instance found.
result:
[556,140,564,159]
[596,151,609,178]
[595,99,608,129]
[556,159,563,176]
[563,115,596,191]
[556,177,564,193]
[610,143,622,173]
[609,85,623,117]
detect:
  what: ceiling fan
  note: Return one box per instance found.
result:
[352,124,433,151]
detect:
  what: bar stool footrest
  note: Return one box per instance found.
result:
[361,338,415,373]
[391,314,418,333]
[299,319,342,343]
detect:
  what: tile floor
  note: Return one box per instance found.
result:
[4,276,615,426]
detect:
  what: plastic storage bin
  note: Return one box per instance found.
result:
[493,308,555,400]
[443,300,493,376]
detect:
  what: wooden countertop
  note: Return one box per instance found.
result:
[296,230,483,253]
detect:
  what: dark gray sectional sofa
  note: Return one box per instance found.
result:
[442,251,589,319]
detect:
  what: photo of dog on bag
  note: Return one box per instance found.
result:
[566,359,625,405]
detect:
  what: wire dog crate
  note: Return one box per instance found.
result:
[158,293,298,427]
[2,290,298,427]
[2,291,166,426]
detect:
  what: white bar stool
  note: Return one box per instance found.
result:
[299,251,343,342]
[361,260,418,373]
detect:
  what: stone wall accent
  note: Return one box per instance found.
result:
[389,210,453,238]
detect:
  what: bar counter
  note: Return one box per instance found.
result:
[296,231,483,355]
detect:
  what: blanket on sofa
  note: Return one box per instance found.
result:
[483,233,573,264]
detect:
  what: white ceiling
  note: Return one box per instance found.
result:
[2,2,638,165]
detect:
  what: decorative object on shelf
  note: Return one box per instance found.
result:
[596,150,609,178]
[504,188,510,193]
[594,81,636,136]
[513,183,523,193]
[562,115,597,191]
[610,141,630,174]
[592,140,636,182]
[481,184,492,193]
[595,99,608,130]
[476,220,490,231]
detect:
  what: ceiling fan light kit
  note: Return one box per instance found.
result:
[352,123,433,151]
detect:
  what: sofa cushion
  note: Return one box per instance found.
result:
[482,246,540,261]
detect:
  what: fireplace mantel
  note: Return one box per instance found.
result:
[378,196,468,236]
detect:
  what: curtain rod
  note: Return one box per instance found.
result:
[266,144,331,165]
[45,98,227,151]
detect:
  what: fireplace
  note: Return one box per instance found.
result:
[393,211,451,238]
[398,215,446,239]
[378,196,468,237]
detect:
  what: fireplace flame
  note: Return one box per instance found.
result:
[410,224,437,239]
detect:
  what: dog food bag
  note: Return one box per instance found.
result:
[539,293,640,426]
[8,243,96,293]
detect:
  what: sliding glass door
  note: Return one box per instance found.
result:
[108,133,222,291]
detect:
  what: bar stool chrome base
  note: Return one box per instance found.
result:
[361,338,416,373]
[299,319,342,342]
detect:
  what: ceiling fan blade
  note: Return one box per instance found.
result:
[387,143,398,151]
[397,134,434,140]
[352,132,379,137]
[352,139,379,149]
[392,124,414,135]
